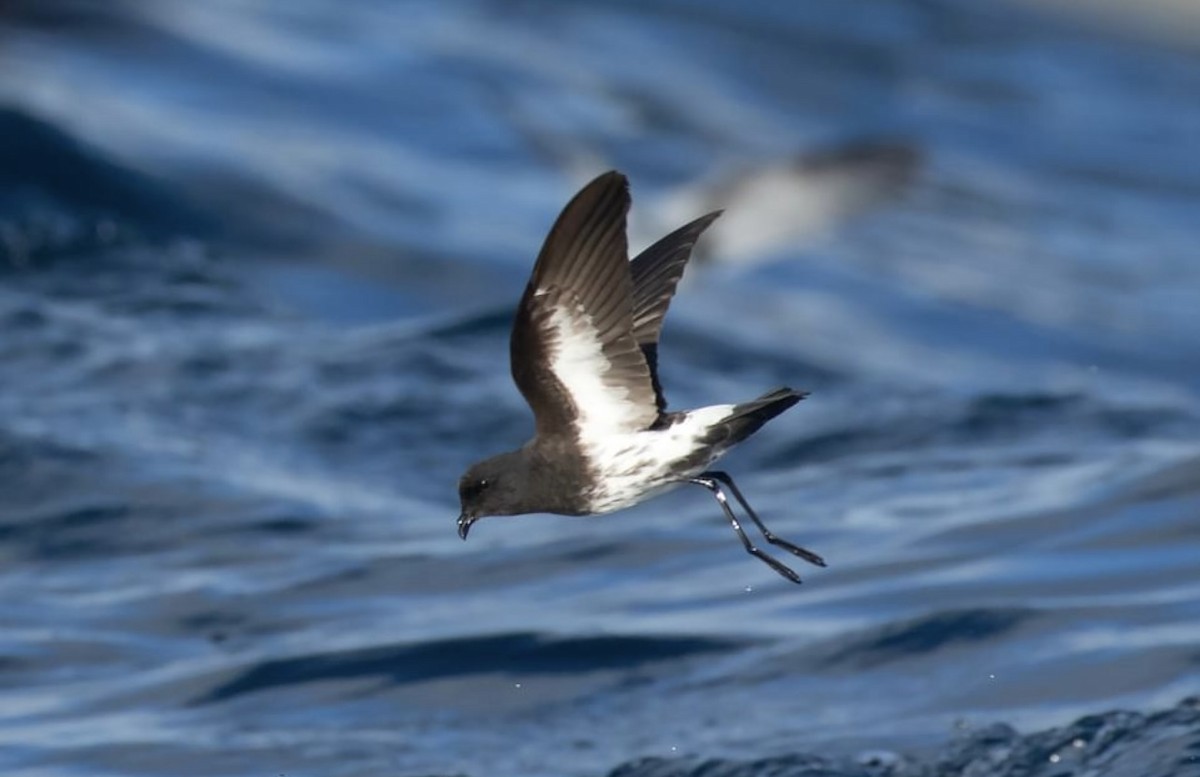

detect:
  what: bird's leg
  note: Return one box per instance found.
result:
[703,471,826,568]
[688,476,802,584]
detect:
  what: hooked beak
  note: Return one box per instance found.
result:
[457,513,475,540]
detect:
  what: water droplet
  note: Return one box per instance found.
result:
[744,586,753,593]
[1072,738,1085,748]
[988,673,996,679]
[514,683,522,689]
[1049,753,1060,764]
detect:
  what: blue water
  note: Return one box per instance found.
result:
[2,2,1199,776]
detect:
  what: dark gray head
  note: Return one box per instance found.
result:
[456,450,533,540]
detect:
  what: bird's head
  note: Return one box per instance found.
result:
[456,452,527,539]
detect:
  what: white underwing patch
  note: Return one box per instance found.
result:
[540,293,739,514]
[545,300,645,435]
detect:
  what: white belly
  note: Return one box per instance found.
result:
[579,405,735,514]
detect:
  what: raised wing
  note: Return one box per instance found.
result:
[510,171,659,440]
[629,210,721,412]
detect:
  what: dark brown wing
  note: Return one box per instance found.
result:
[510,171,659,439]
[629,210,721,412]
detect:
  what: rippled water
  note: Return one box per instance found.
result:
[2,2,1199,776]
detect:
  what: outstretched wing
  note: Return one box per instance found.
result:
[628,210,721,412]
[510,171,660,440]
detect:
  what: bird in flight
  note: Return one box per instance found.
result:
[456,171,825,583]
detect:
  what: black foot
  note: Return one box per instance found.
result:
[688,472,826,584]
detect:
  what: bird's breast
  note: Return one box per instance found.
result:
[578,422,725,514]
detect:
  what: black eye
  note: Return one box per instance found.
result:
[465,478,490,499]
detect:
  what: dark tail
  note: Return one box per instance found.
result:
[715,387,807,447]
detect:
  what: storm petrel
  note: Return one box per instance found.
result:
[456,171,825,583]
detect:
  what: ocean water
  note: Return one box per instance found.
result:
[1,2,1199,776]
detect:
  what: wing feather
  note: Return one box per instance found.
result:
[510,172,660,439]
[628,210,721,412]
